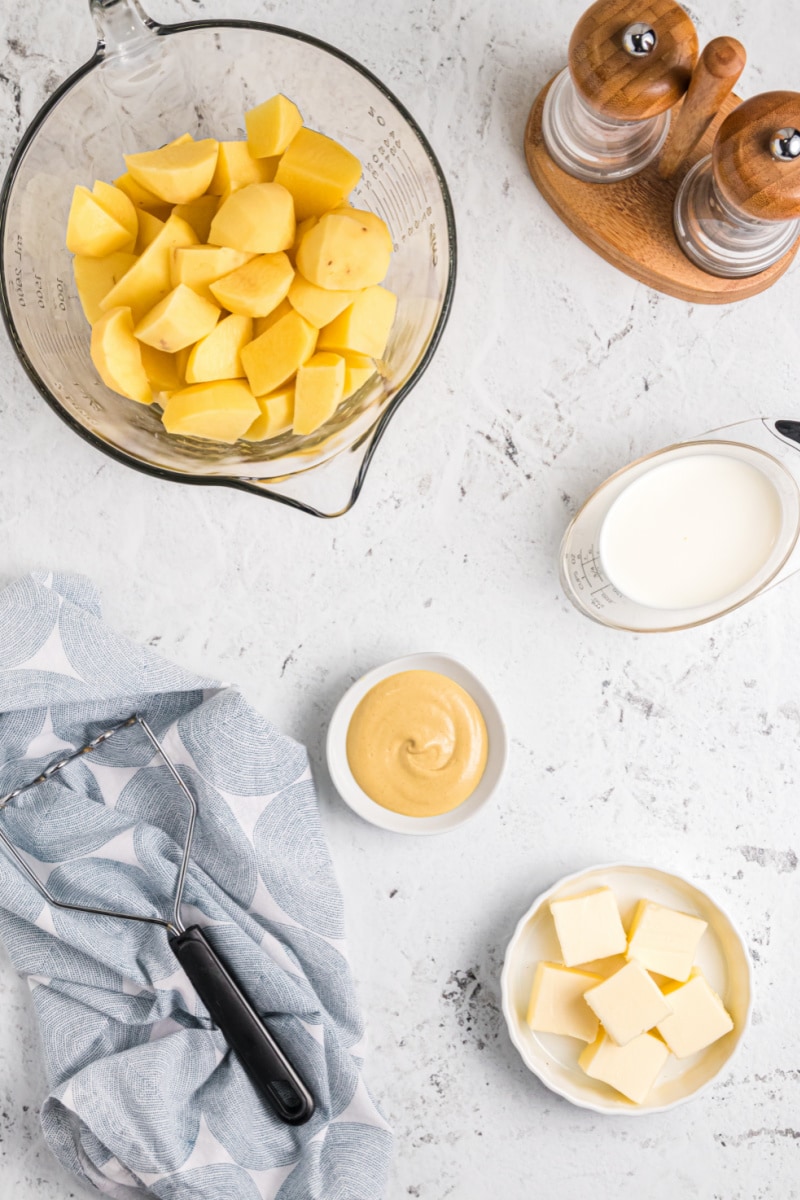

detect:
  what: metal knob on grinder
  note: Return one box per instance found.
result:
[674,90,800,276]
[542,0,698,182]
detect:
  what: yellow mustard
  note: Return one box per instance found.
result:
[346,670,489,818]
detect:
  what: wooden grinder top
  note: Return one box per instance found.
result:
[569,0,698,121]
[714,91,800,221]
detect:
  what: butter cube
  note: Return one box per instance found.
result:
[526,962,602,1043]
[626,901,707,982]
[579,1030,669,1104]
[584,960,672,1047]
[550,887,627,967]
[656,970,734,1058]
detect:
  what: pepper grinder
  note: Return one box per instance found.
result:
[542,0,699,182]
[674,91,800,277]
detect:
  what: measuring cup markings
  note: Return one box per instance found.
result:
[569,546,620,609]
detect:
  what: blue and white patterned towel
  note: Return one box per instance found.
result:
[0,572,392,1199]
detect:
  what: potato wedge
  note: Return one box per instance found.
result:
[91,307,152,405]
[162,380,260,442]
[125,138,220,204]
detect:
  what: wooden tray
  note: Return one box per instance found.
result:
[524,77,800,303]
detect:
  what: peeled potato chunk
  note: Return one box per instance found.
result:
[332,206,393,252]
[253,299,293,338]
[288,215,318,266]
[125,138,220,204]
[209,141,278,194]
[73,251,137,324]
[341,350,377,399]
[208,183,295,254]
[296,211,391,290]
[245,94,303,158]
[243,384,295,441]
[162,380,260,443]
[135,209,165,255]
[275,128,362,220]
[139,343,186,393]
[241,310,317,396]
[288,275,359,328]
[92,180,138,241]
[100,214,198,322]
[293,352,345,435]
[185,314,253,383]
[171,245,253,303]
[114,172,172,218]
[66,186,135,257]
[173,194,219,242]
[91,307,152,405]
[317,286,397,358]
[134,284,220,353]
[209,252,294,318]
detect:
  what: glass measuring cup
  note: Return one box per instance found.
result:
[0,0,456,517]
[560,419,800,632]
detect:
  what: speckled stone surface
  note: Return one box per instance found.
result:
[1,1,800,1197]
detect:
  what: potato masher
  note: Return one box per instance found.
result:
[0,714,315,1125]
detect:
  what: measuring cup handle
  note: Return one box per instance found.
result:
[169,925,315,1126]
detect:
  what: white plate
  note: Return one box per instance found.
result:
[326,652,507,835]
[501,863,752,1113]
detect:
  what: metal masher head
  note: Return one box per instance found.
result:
[0,714,196,935]
[0,713,315,1124]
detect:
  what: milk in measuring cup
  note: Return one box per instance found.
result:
[599,454,783,610]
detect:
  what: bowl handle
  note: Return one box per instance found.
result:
[232,420,392,518]
[90,0,158,58]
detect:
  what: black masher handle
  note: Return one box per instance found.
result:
[169,924,315,1125]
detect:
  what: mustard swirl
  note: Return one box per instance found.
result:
[346,670,488,817]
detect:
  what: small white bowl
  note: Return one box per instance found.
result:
[501,863,752,1114]
[326,652,507,835]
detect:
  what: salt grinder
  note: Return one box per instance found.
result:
[674,91,800,277]
[542,0,699,182]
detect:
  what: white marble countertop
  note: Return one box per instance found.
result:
[2,0,800,1196]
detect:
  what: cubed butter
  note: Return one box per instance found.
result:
[656,970,734,1058]
[526,962,602,1043]
[579,1030,669,1104]
[626,901,707,982]
[549,887,627,968]
[583,960,672,1047]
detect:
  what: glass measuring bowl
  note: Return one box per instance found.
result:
[560,420,800,633]
[0,0,456,517]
